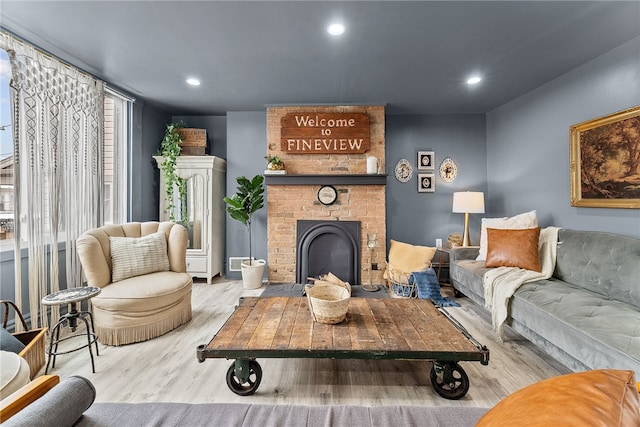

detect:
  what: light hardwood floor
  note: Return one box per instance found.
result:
[43,278,570,408]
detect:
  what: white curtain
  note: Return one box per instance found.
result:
[1,32,104,330]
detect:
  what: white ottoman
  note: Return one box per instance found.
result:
[0,350,30,399]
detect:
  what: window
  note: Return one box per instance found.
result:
[0,49,13,243]
[103,89,131,225]
[0,48,131,248]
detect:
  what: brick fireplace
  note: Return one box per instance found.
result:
[265,105,386,285]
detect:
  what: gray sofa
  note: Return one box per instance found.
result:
[450,228,640,378]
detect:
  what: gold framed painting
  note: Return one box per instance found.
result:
[570,106,640,208]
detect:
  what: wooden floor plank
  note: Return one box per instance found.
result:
[234,297,273,350]
[366,298,410,351]
[270,297,300,349]
[207,297,256,350]
[348,298,384,351]
[407,299,478,352]
[383,298,428,351]
[311,321,334,350]
[331,318,352,350]
[289,297,313,349]
[247,297,287,349]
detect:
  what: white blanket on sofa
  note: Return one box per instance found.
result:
[483,226,560,341]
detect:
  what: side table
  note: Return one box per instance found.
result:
[434,247,451,285]
[41,286,101,374]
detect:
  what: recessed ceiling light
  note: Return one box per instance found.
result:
[466,76,482,85]
[327,23,345,36]
[186,78,201,86]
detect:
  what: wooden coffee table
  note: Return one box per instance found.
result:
[197,296,489,399]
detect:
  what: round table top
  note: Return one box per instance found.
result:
[41,286,101,306]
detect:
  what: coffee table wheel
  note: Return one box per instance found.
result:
[430,361,469,400]
[226,359,262,396]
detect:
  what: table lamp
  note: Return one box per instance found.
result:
[452,191,485,246]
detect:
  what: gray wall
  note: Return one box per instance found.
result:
[131,101,171,222]
[486,36,640,238]
[225,111,268,278]
[385,115,487,247]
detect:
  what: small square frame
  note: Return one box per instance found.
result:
[417,151,435,170]
[418,173,435,193]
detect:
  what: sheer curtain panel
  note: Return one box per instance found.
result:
[0,32,104,330]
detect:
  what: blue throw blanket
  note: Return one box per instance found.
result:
[409,268,460,307]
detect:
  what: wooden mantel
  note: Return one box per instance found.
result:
[264,174,387,185]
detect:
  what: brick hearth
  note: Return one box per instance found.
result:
[266,105,386,284]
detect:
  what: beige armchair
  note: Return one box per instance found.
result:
[77,222,193,346]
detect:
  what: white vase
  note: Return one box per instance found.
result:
[241,259,266,289]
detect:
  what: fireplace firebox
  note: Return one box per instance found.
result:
[296,220,361,285]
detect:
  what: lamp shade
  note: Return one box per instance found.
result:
[452,191,485,213]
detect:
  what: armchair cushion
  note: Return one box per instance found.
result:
[92,271,192,312]
[110,231,170,282]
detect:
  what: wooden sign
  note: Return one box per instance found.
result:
[281,113,370,154]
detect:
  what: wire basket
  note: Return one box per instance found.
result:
[384,265,417,298]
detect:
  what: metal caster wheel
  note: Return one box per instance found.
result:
[430,362,469,400]
[226,359,262,396]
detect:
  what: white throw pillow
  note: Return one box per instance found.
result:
[110,231,170,282]
[476,210,538,261]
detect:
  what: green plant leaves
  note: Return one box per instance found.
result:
[224,175,265,262]
[224,175,264,226]
[160,122,186,223]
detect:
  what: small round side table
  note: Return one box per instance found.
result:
[41,286,101,374]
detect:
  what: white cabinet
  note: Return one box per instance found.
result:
[153,156,226,284]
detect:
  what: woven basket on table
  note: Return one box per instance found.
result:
[304,283,351,324]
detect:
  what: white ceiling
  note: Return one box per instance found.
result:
[1,1,639,115]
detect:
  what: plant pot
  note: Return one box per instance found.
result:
[241,259,266,289]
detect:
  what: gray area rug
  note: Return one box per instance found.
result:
[261,283,390,298]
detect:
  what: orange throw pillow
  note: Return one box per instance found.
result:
[485,227,541,272]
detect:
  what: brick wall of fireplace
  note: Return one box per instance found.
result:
[266,105,387,285]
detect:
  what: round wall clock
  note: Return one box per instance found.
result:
[439,157,458,183]
[317,185,338,205]
[394,158,413,183]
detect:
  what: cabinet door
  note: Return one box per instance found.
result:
[175,170,208,255]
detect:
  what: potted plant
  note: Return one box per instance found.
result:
[265,155,285,171]
[159,123,188,223]
[224,175,266,289]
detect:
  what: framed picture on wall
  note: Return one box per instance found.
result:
[417,151,435,170]
[570,105,640,208]
[418,173,435,193]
